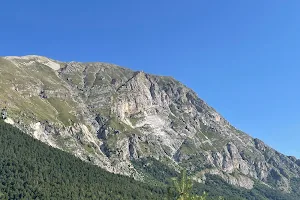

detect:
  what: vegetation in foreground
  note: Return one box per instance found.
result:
[168,170,223,200]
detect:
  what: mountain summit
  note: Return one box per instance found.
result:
[0,55,299,193]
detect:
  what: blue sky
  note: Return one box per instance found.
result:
[1,0,300,157]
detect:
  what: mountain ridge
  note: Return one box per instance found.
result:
[1,55,299,194]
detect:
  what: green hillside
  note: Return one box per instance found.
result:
[0,120,167,199]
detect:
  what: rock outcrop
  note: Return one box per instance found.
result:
[0,55,299,191]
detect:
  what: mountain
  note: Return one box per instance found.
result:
[1,55,300,196]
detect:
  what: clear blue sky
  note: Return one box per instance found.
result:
[1,0,300,157]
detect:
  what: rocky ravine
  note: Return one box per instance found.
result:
[0,55,299,191]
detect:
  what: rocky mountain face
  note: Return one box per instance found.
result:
[0,55,299,192]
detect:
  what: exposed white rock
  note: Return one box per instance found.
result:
[30,122,58,148]
[4,55,60,70]
[4,117,14,125]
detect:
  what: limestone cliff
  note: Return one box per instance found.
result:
[0,55,299,192]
